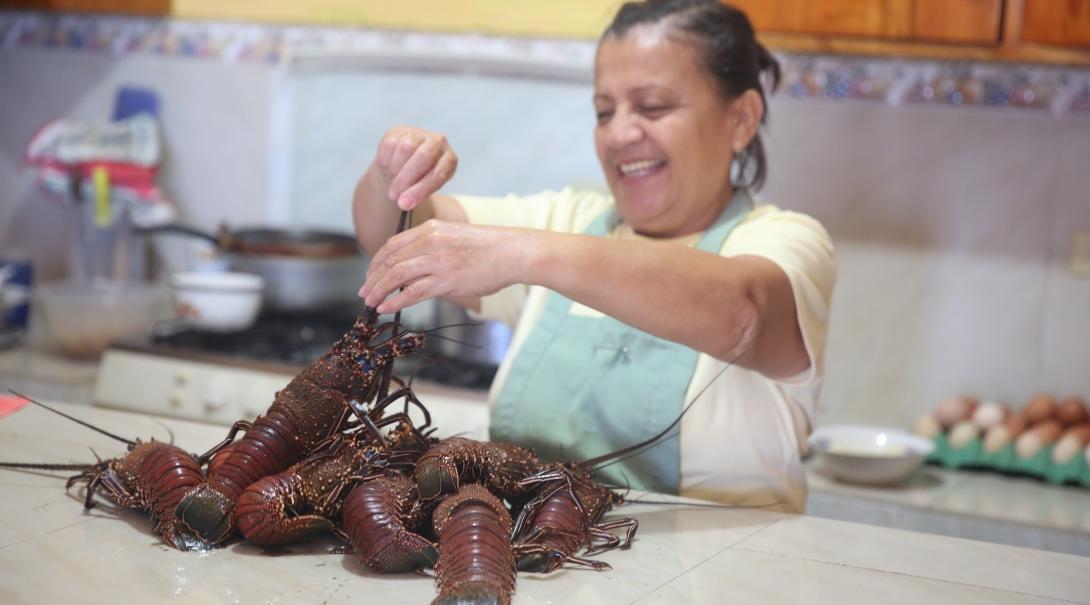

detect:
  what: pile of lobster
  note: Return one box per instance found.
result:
[1,307,639,605]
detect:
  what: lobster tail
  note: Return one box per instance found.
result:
[431,484,516,605]
[343,475,437,573]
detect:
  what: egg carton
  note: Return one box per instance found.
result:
[927,434,1090,489]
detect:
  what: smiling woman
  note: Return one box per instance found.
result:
[351,0,837,513]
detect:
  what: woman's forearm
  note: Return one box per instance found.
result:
[524,231,808,377]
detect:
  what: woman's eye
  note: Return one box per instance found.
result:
[641,105,670,117]
[595,110,614,123]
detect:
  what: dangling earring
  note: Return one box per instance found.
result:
[730,147,749,188]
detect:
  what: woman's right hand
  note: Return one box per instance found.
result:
[371,126,458,210]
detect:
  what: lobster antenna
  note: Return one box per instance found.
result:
[590,431,680,474]
[419,321,486,334]
[420,332,483,349]
[621,497,785,509]
[7,389,135,446]
[151,418,177,446]
[579,354,737,471]
[0,462,95,471]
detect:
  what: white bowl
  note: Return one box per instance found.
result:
[171,272,264,332]
[809,424,935,486]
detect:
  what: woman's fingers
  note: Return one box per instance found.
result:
[376,275,443,314]
[386,134,422,185]
[397,152,457,210]
[362,251,435,309]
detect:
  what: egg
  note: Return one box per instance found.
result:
[1005,412,1030,436]
[1024,393,1057,424]
[971,401,1008,430]
[935,395,978,429]
[948,420,981,449]
[1015,420,1063,459]
[983,425,1010,453]
[914,414,942,438]
[983,411,1030,453]
[1052,423,1090,464]
[1056,397,1089,426]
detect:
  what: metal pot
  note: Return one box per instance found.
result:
[400,298,511,368]
[142,224,368,312]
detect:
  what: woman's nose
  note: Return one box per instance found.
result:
[604,111,643,148]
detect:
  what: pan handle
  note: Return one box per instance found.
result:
[136,224,220,246]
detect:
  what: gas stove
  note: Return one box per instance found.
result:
[93,308,494,434]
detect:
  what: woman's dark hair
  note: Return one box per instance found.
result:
[603,0,781,191]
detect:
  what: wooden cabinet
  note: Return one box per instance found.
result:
[912,0,1003,43]
[1019,0,1090,47]
[730,0,1001,44]
[731,0,907,38]
[730,0,1090,64]
[0,0,167,14]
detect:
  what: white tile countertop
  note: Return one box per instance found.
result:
[806,457,1090,557]
[1,402,1088,605]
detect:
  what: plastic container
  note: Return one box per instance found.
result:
[170,272,264,332]
[37,280,163,359]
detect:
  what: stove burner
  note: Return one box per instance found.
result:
[143,307,496,390]
[152,308,359,366]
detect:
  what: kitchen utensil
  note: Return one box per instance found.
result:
[141,224,367,312]
[810,424,935,486]
[36,279,163,359]
[171,271,264,332]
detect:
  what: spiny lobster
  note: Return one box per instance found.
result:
[0,393,210,551]
[174,308,426,544]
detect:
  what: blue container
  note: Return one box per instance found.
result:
[0,259,33,341]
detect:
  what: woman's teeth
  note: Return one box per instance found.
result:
[618,159,662,177]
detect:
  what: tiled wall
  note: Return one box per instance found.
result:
[1,12,1088,430]
[762,100,1090,426]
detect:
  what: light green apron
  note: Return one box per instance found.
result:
[490,189,754,493]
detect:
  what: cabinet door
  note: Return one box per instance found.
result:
[1020,0,1090,47]
[911,0,1002,43]
[0,1,167,13]
[732,0,911,38]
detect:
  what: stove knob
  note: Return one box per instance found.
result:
[174,370,190,386]
[169,392,185,408]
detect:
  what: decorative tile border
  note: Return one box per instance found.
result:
[2,10,1088,116]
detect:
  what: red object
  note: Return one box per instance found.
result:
[0,394,29,418]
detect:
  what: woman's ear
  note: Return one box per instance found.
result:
[730,89,765,153]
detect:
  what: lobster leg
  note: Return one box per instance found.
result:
[585,517,639,555]
[196,420,253,466]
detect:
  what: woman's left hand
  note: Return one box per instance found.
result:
[359,219,532,313]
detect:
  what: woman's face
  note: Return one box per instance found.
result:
[594,25,744,237]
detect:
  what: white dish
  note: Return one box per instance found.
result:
[810,424,935,486]
[171,271,264,332]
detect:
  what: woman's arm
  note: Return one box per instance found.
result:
[533,232,808,378]
[361,222,810,378]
